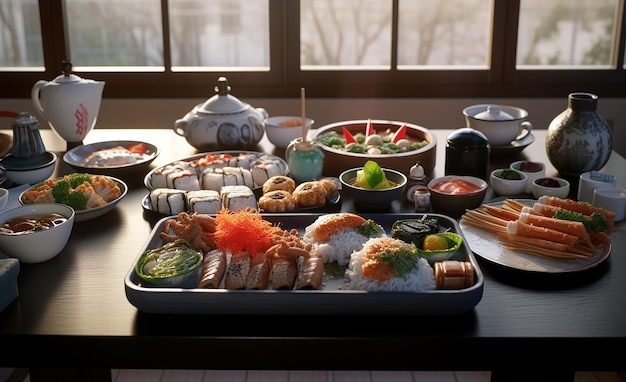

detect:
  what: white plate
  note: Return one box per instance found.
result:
[143,151,289,190]
[63,140,159,176]
[489,133,535,155]
[459,199,611,273]
[19,175,128,222]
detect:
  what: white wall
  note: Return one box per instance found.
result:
[1,97,624,157]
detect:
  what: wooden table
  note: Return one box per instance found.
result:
[0,128,625,381]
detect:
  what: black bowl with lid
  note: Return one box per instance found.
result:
[445,128,490,180]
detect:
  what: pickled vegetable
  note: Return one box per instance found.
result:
[135,239,203,287]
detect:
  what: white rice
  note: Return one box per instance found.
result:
[346,237,436,292]
[302,215,384,266]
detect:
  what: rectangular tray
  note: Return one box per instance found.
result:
[125,213,484,315]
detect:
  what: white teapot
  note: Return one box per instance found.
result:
[31,61,105,145]
[174,77,267,150]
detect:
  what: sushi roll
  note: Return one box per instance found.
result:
[295,253,325,290]
[197,249,227,289]
[225,252,251,290]
[270,254,297,290]
[149,188,187,215]
[221,185,257,212]
[245,252,271,290]
[201,168,225,191]
[166,169,201,191]
[187,190,221,214]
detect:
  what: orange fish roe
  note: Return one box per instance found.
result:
[214,208,279,256]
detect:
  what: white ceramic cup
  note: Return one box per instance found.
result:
[463,104,533,146]
[593,187,626,222]
[577,171,617,203]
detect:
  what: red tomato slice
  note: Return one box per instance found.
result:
[127,142,147,154]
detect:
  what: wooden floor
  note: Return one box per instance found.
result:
[2,369,626,382]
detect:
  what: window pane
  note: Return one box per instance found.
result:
[169,0,269,70]
[300,0,392,70]
[65,0,164,69]
[0,0,44,69]
[517,0,618,68]
[397,0,492,69]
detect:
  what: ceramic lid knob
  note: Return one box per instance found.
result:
[474,105,514,121]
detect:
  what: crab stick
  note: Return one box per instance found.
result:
[507,220,578,246]
[518,212,594,249]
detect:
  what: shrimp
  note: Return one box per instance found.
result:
[312,213,367,243]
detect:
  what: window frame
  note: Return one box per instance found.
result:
[0,0,624,99]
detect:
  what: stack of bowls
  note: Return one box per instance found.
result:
[0,112,57,185]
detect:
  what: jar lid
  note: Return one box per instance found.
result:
[447,128,489,149]
[474,105,514,121]
[196,77,248,114]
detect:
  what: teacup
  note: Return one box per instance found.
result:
[463,104,533,146]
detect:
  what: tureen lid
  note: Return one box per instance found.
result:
[474,105,514,121]
[51,61,89,84]
[196,77,248,114]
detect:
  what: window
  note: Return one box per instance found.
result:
[0,0,624,99]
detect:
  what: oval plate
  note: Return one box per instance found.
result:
[19,175,128,222]
[63,140,159,176]
[459,199,611,273]
[144,151,289,191]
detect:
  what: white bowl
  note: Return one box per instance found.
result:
[339,167,407,211]
[532,177,570,199]
[0,203,75,263]
[19,175,128,222]
[264,116,314,148]
[427,175,488,218]
[0,152,57,185]
[490,169,528,196]
[510,160,546,194]
[463,104,532,146]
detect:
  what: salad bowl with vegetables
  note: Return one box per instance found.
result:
[311,119,437,178]
[339,160,407,211]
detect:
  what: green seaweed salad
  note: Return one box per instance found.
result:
[316,131,428,154]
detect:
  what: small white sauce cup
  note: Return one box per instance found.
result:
[593,187,626,222]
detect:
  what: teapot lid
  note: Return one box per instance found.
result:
[51,61,89,84]
[474,105,514,121]
[447,128,489,149]
[197,77,248,114]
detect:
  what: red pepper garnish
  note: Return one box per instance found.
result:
[391,123,407,143]
[342,127,357,144]
[365,118,374,137]
[127,142,147,154]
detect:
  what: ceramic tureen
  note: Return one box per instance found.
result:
[174,77,267,150]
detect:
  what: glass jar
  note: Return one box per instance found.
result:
[285,138,324,183]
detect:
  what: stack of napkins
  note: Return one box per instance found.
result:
[0,258,19,312]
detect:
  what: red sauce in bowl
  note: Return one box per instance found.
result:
[431,180,483,195]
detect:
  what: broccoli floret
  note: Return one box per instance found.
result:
[51,178,88,210]
[553,209,609,233]
[68,173,92,188]
[65,191,88,210]
[51,180,71,202]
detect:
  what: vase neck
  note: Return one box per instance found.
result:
[568,92,598,112]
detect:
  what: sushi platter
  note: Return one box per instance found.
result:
[125,212,484,315]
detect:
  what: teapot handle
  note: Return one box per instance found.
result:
[256,108,269,119]
[31,80,48,116]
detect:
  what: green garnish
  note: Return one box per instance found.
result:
[357,219,385,237]
[51,178,89,210]
[363,160,384,188]
[553,209,609,233]
[376,244,420,278]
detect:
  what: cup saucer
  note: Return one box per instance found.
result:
[489,132,535,155]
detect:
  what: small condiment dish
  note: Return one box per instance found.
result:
[490,168,528,196]
[339,166,407,211]
[428,175,488,218]
[415,232,463,265]
[0,203,75,263]
[531,177,570,199]
[0,152,57,185]
[264,116,314,148]
[510,160,545,193]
